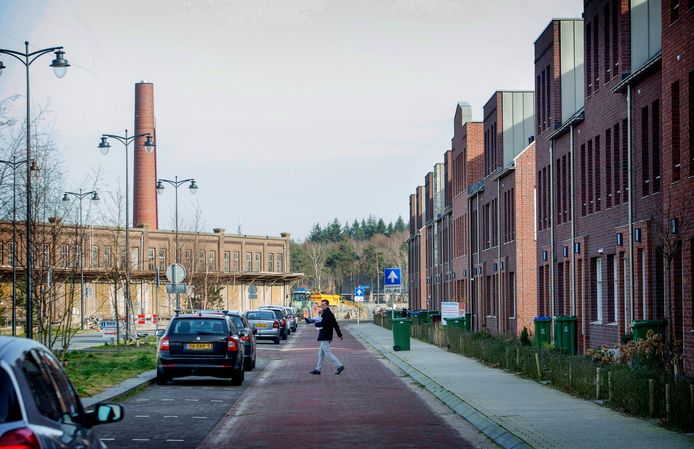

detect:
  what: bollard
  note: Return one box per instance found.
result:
[568,364,573,390]
[596,368,601,400]
[665,384,671,421]
[649,379,655,416]
[535,352,542,381]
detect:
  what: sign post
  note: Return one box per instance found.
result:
[384,268,402,320]
[354,287,364,325]
[165,263,187,309]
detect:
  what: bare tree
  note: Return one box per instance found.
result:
[305,241,326,291]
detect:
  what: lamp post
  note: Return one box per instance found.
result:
[98,131,154,339]
[0,41,69,339]
[156,176,198,309]
[0,157,38,336]
[62,189,99,330]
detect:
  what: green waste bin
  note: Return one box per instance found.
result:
[409,312,422,326]
[632,320,667,341]
[464,313,472,331]
[534,317,551,348]
[392,318,411,351]
[444,317,466,329]
[554,316,577,354]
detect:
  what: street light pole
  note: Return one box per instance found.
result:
[156,176,198,309]
[0,41,69,339]
[99,131,153,340]
[62,189,99,330]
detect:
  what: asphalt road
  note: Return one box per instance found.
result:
[94,337,286,449]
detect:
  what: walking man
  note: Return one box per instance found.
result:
[306,299,345,375]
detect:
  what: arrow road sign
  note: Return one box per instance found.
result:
[354,287,364,302]
[384,268,401,286]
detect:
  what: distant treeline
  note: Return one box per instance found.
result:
[308,216,407,242]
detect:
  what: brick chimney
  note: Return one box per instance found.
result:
[133,81,158,229]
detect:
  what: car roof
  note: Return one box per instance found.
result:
[0,336,46,358]
[175,313,226,319]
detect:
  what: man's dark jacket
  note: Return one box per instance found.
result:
[315,307,342,341]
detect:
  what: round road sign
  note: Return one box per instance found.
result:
[165,263,186,283]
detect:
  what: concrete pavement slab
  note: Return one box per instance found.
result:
[350,323,694,449]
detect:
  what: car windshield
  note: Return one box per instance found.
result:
[271,310,283,319]
[247,311,275,320]
[171,319,226,336]
[229,316,244,329]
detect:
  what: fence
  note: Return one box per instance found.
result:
[373,314,694,431]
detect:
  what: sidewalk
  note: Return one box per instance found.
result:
[350,323,694,449]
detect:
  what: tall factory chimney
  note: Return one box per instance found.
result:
[133,81,158,229]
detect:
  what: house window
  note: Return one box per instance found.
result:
[224,251,231,272]
[267,253,274,272]
[641,249,648,319]
[652,99,660,192]
[119,247,126,270]
[90,246,99,269]
[197,250,205,271]
[159,248,167,271]
[642,105,650,196]
[208,250,216,271]
[148,248,156,271]
[594,257,603,322]
[672,81,681,182]
[184,249,192,267]
[103,246,112,269]
[9,242,17,266]
[130,247,139,270]
[41,244,50,268]
[60,244,69,268]
[612,254,619,323]
[276,254,283,272]
[234,251,240,272]
[254,252,261,272]
[245,252,252,272]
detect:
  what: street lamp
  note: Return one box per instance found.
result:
[156,176,197,309]
[0,157,38,336]
[62,189,99,329]
[98,131,154,339]
[0,41,69,339]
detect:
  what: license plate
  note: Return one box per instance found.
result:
[185,343,212,350]
[254,323,267,328]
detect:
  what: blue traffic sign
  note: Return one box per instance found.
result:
[384,268,401,286]
[354,287,364,297]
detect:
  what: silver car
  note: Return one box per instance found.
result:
[0,336,123,448]
[246,309,281,344]
[283,306,298,332]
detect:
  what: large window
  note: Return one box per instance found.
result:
[103,246,111,269]
[159,248,167,271]
[90,246,99,269]
[234,251,240,272]
[245,252,252,272]
[276,254,283,272]
[254,252,261,272]
[224,251,231,272]
[208,250,216,271]
[148,248,156,271]
[267,253,274,272]
[595,257,603,322]
[61,244,69,268]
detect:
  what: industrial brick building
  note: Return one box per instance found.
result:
[407,1,694,372]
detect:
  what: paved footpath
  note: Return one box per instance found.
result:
[349,323,694,449]
[197,323,479,449]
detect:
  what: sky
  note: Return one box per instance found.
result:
[0,0,582,240]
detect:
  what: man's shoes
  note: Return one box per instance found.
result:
[335,366,345,375]
[309,370,321,375]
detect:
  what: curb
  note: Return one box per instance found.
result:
[351,327,531,449]
[82,369,157,409]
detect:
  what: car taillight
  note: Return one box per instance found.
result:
[240,334,250,342]
[159,336,170,351]
[227,337,238,351]
[0,427,40,449]
[272,320,279,328]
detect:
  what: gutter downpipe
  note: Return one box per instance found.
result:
[549,139,556,337]
[497,178,503,335]
[627,84,635,325]
[570,126,577,318]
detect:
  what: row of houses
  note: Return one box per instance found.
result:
[407,0,693,373]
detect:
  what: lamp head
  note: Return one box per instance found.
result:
[62,193,70,202]
[98,136,110,155]
[0,60,5,77]
[50,49,69,79]
[189,180,198,194]
[144,135,155,153]
[91,192,100,202]
[156,180,165,195]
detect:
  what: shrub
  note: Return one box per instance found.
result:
[520,326,530,346]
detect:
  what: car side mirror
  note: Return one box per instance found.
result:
[85,403,124,427]
[240,329,251,338]
[252,328,258,335]
[155,329,165,337]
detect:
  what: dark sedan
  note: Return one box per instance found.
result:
[0,336,123,448]
[156,313,246,385]
[226,311,257,371]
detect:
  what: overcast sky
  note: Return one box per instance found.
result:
[0,0,582,240]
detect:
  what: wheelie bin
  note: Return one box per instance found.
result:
[392,318,411,351]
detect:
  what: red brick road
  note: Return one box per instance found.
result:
[198,323,473,449]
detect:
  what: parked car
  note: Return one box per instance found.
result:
[259,306,290,339]
[156,312,246,385]
[0,336,123,448]
[283,306,298,332]
[246,309,281,344]
[225,311,257,371]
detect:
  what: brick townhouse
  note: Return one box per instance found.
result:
[406,0,693,372]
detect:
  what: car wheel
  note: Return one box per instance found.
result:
[252,356,256,369]
[274,337,280,344]
[244,357,253,371]
[231,368,245,386]
[281,331,288,340]
[156,370,169,385]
